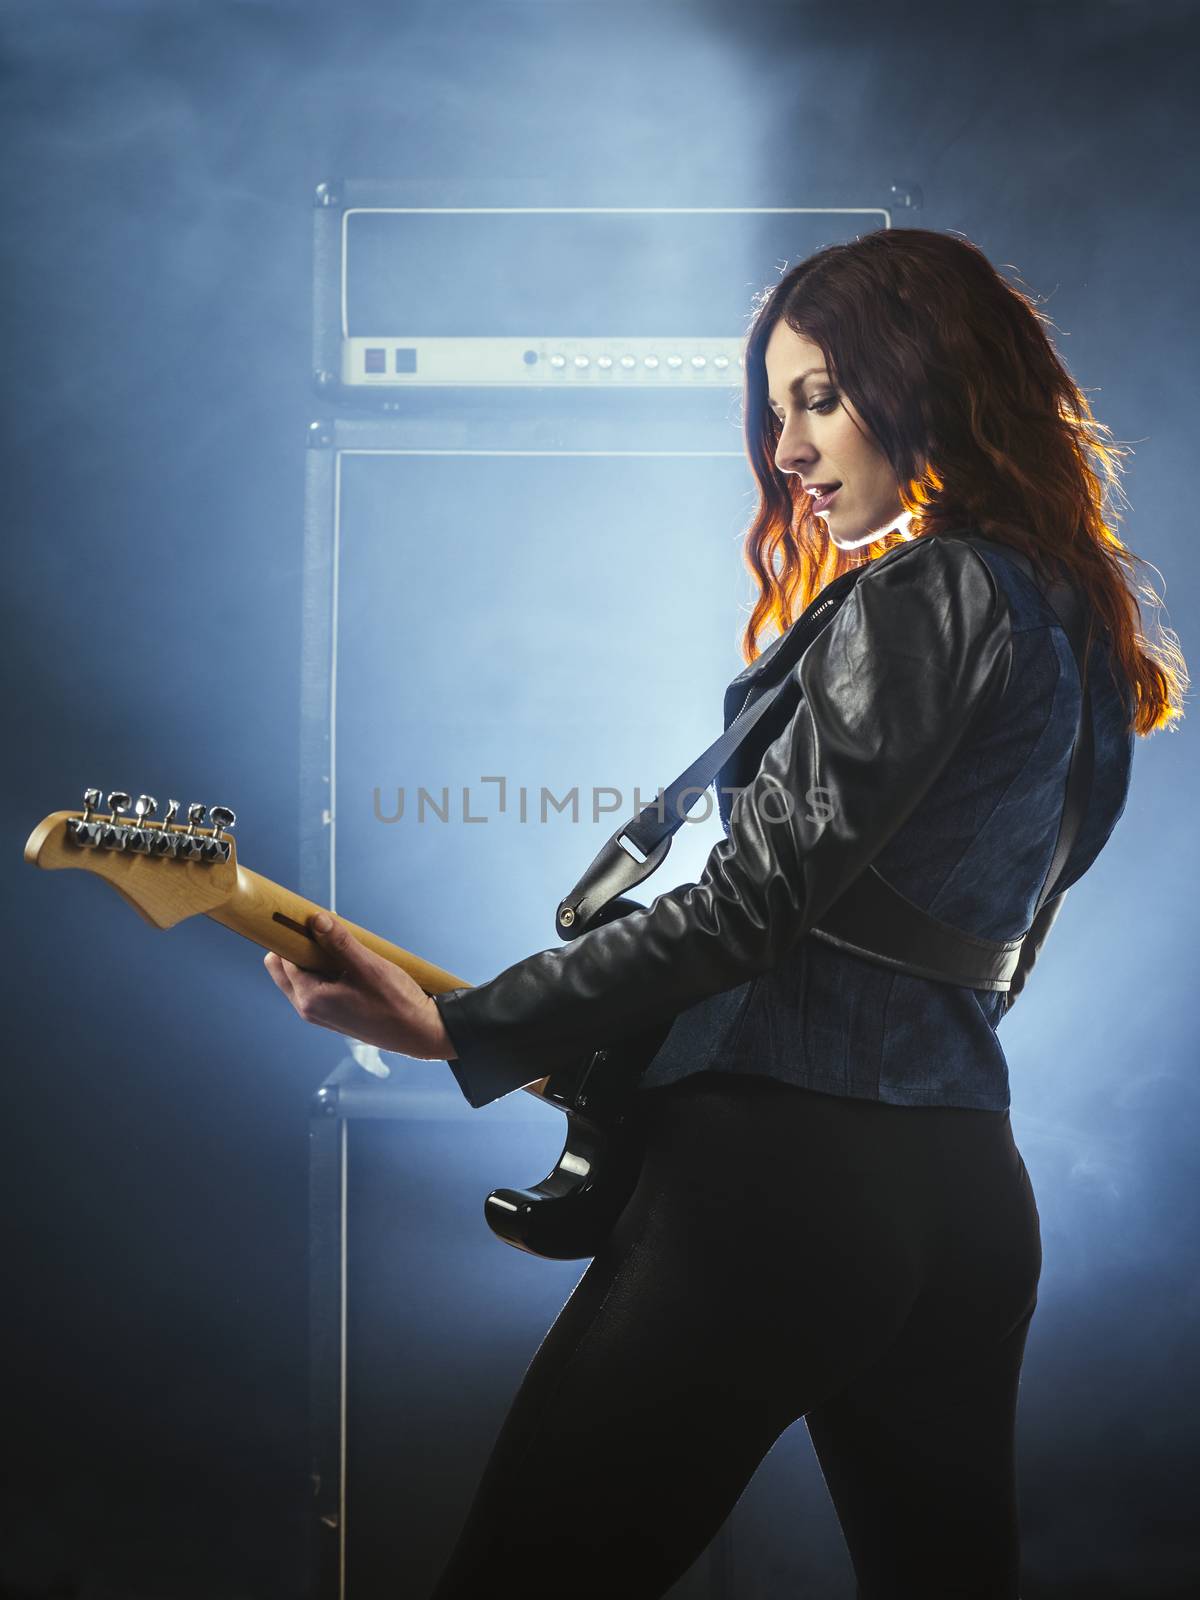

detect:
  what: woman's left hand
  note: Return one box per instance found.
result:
[263,912,457,1060]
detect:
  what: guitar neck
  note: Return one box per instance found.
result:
[209,865,551,1102]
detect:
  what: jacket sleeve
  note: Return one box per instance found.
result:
[1002,889,1068,1015]
[433,535,1013,1107]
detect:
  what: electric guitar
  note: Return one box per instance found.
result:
[25,790,668,1262]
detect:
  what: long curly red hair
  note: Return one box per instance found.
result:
[740,227,1187,736]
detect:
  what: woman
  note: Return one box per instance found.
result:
[265,228,1186,1597]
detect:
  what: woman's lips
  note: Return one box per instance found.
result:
[811,485,841,514]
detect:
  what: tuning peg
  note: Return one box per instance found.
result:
[122,794,159,853]
[148,799,181,855]
[202,805,236,862]
[175,803,208,860]
[99,792,133,849]
[68,787,105,848]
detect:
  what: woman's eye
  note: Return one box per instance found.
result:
[771,394,838,424]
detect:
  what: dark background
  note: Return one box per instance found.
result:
[2,1,1197,1595]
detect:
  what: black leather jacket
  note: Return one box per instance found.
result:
[433,534,1031,1110]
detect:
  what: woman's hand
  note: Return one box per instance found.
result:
[263,912,457,1060]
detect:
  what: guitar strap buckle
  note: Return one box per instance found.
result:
[555,818,672,940]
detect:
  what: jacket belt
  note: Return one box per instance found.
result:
[807,863,1024,991]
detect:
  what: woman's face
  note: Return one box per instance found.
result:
[763,319,908,550]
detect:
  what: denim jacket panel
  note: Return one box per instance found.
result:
[873,546,1135,938]
[638,545,1136,1109]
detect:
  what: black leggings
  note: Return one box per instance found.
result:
[430,1071,1043,1599]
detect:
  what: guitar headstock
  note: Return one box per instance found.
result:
[25,788,240,929]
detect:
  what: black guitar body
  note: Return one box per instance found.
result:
[482,1017,672,1259]
[482,895,674,1260]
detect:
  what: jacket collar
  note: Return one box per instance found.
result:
[721,529,1011,730]
[721,562,867,729]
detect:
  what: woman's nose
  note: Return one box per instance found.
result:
[775,426,815,478]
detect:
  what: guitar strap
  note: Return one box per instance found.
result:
[552,561,867,937]
[555,534,1095,995]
